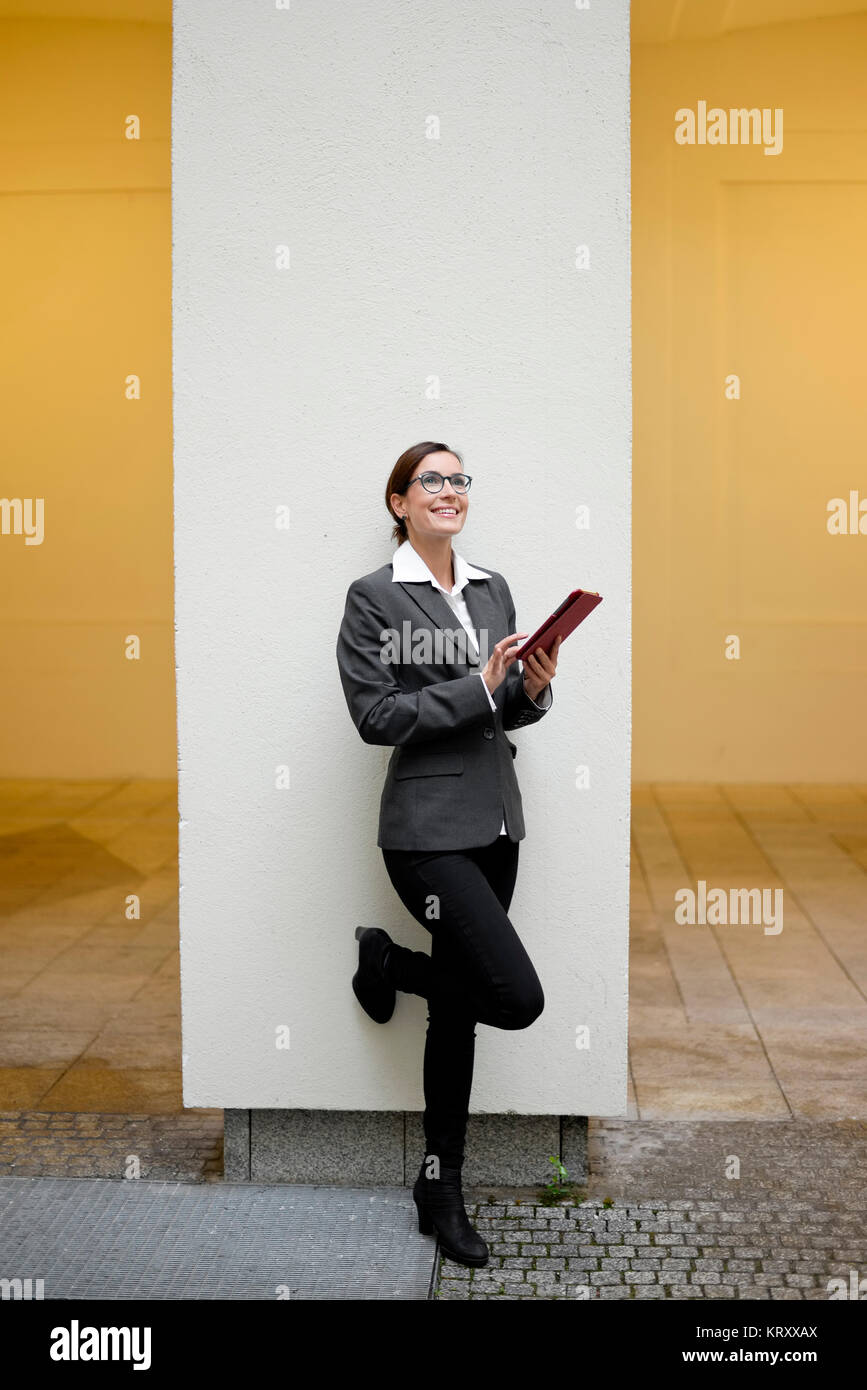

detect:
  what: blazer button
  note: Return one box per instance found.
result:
[483,727,495,739]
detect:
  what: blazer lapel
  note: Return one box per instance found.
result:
[396,581,458,651]
[463,579,512,714]
[461,578,501,670]
[395,575,504,687]
[394,575,494,672]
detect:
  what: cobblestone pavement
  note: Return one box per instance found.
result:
[434,1119,867,1300]
[0,1110,222,1181]
[434,1197,865,1299]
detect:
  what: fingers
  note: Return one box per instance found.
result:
[494,630,565,676]
[525,646,558,678]
[496,632,528,666]
[526,648,553,670]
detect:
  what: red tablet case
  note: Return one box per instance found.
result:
[514,589,602,661]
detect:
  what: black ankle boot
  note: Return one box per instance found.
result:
[352,926,395,1024]
[412,1157,488,1267]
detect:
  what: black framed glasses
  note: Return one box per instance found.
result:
[405,471,472,494]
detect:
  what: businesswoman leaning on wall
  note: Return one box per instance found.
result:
[335,441,561,1268]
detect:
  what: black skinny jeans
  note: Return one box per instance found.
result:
[381,835,545,1169]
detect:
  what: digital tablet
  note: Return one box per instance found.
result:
[514,589,603,661]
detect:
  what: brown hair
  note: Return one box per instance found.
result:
[385,441,464,546]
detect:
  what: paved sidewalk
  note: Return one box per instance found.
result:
[0,1110,222,1181]
[2,1117,865,1301]
[0,1176,435,1300]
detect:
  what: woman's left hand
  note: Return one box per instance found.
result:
[522,634,562,702]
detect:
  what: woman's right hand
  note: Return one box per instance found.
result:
[482,631,529,696]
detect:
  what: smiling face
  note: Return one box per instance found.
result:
[391,451,468,543]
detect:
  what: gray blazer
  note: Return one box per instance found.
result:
[335,559,553,851]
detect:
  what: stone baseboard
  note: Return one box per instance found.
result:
[224,1109,588,1187]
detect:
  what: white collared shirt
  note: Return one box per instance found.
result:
[391,538,550,836]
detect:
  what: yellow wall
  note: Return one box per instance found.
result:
[632,12,867,778]
[0,15,173,776]
[2,11,864,780]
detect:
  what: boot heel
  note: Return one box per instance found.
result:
[413,1195,434,1234]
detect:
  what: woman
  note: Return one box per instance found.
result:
[335,440,561,1268]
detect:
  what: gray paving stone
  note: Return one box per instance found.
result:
[0,1111,222,1181]
[0,1176,435,1300]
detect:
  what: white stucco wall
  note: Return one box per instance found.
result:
[173,0,631,1116]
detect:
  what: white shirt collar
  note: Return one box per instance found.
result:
[391,538,491,597]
